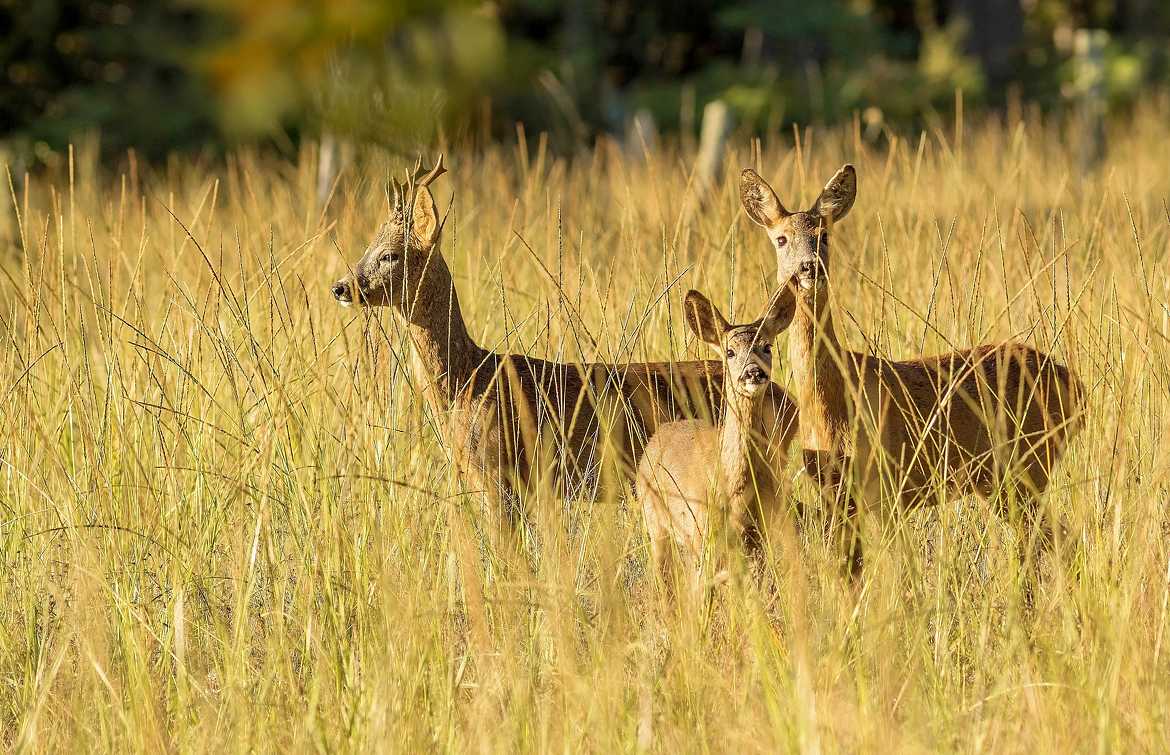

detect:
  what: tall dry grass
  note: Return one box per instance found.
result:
[1,107,1168,752]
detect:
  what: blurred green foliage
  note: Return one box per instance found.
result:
[2,0,1169,162]
[1,0,222,162]
[201,0,502,147]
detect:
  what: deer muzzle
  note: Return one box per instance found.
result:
[797,260,822,289]
[742,365,767,386]
[331,279,354,307]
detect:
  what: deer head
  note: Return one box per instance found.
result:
[684,284,797,399]
[332,154,448,310]
[739,164,856,295]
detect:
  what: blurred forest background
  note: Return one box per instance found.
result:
[1,0,1167,166]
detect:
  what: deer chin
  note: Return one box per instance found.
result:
[795,270,823,291]
[797,269,826,291]
[737,377,769,398]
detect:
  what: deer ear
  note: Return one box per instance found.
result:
[755,282,797,341]
[813,164,856,223]
[411,186,440,248]
[740,169,788,227]
[684,290,729,347]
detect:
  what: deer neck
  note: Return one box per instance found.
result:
[719,389,769,514]
[788,287,849,449]
[398,259,485,408]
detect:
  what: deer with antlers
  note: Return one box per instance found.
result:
[739,164,1085,584]
[330,156,799,528]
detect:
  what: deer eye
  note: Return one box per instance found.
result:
[380,252,399,265]
[820,232,829,247]
[761,344,772,355]
[726,349,736,359]
[775,236,788,248]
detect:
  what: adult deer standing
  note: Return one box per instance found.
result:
[739,164,1085,584]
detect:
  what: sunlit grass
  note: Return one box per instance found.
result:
[2,108,1168,752]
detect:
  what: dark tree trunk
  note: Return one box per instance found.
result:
[950,0,1024,88]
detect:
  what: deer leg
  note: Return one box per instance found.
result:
[648,529,674,595]
[686,521,710,605]
[728,495,765,559]
[986,474,1059,609]
[1016,490,1052,610]
[803,449,863,580]
[730,496,778,589]
[448,465,503,654]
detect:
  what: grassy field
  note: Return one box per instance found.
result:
[2,108,1169,753]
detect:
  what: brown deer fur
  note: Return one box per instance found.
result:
[739,164,1085,577]
[330,156,799,521]
[636,288,797,592]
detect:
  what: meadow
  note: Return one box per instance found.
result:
[2,107,1169,752]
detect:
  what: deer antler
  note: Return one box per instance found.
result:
[389,179,405,213]
[407,153,446,193]
[390,154,447,218]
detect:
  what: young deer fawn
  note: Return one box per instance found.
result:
[739,164,1085,582]
[636,287,797,594]
[330,156,799,524]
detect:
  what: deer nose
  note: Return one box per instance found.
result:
[331,281,351,302]
[799,260,818,276]
[744,365,766,383]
